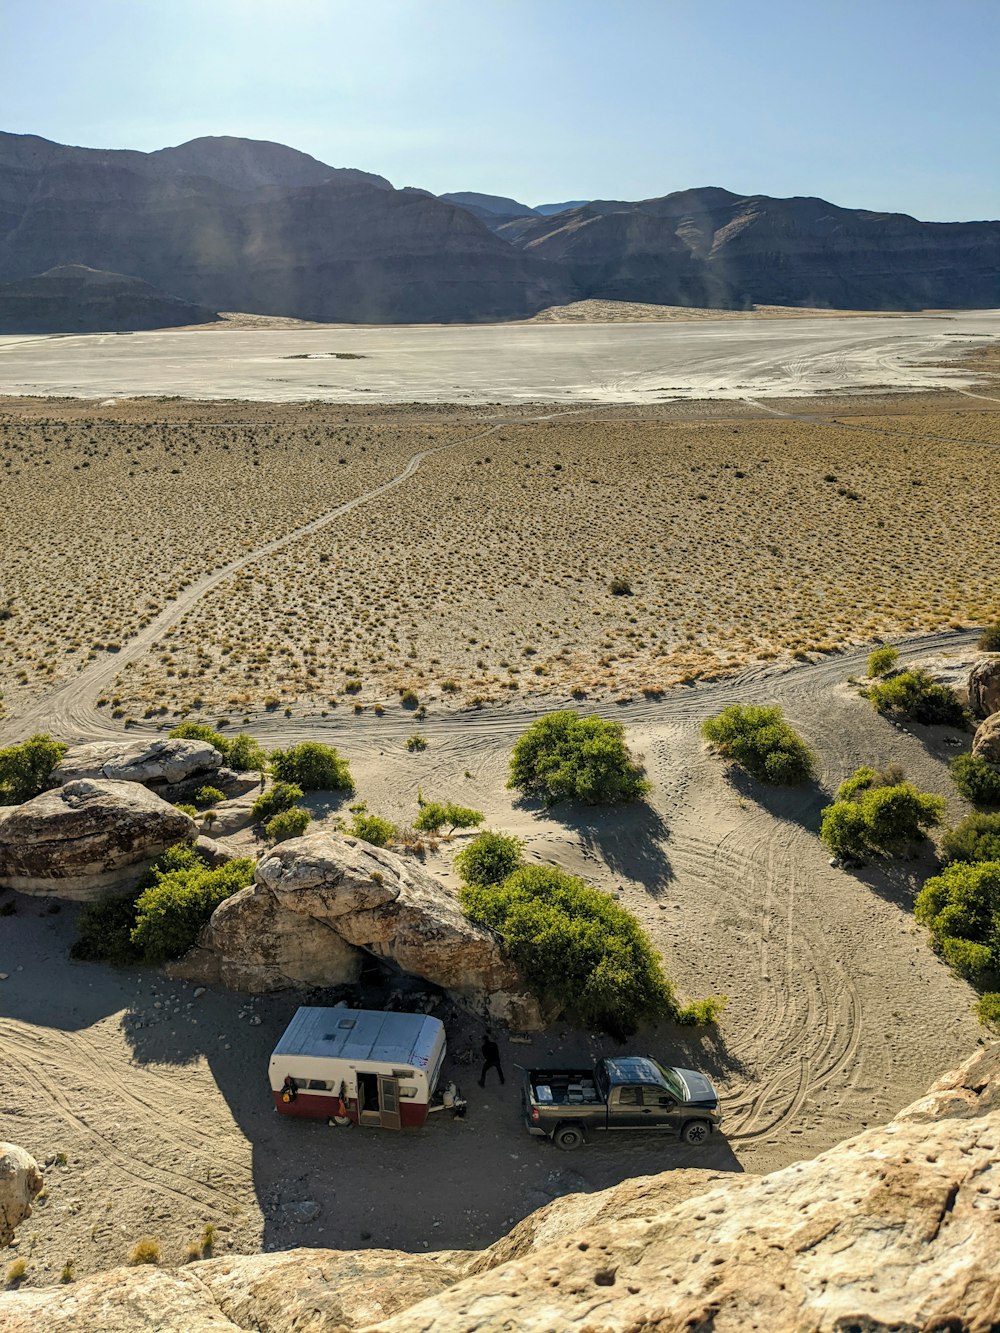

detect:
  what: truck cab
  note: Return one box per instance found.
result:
[523,1055,722,1150]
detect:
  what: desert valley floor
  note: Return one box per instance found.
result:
[0,316,998,1286]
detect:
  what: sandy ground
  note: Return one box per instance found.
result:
[1,312,1000,403]
[0,632,987,1286]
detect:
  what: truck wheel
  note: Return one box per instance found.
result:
[681,1120,709,1146]
[553,1125,584,1151]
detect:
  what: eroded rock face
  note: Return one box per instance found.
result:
[170,884,364,991]
[0,1143,43,1248]
[972,712,1000,765]
[178,833,542,1026]
[0,779,196,899]
[1,1048,997,1332]
[968,657,1000,719]
[49,738,222,790]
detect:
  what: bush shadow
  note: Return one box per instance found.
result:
[723,765,829,837]
[517,795,675,892]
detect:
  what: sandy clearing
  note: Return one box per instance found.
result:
[0,631,985,1287]
[1,312,999,402]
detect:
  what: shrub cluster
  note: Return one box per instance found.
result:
[413,800,484,835]
[950,753,1000,807]
[269,741,353,791]
[701,704,815,785]
[820,767,945,861]
[865,669,967,727]
[252,780,303,823]
[508,711,649,805]
[915,860,1000,989]
[72,843,252,964]
[978,622,1000,652]
[0,733,67,804]
[265,807,312,843]
[349,811,396,847]
[866,645,899,677]
[942,812,1000,865]
[454,831,525,888]
[168,722,230,757]
[131,855,255,962]
[461,863,676,1035]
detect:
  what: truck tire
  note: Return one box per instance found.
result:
[553,1125,585,1151]
[681,1119,710,1146]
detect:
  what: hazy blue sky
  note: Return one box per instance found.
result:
[2,0,998,219]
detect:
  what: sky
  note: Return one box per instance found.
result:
[1,0,998,220]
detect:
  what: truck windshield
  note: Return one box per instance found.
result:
[655,1063,685,1098]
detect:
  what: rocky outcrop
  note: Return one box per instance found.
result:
[0,779,196,899]
[0,265,219,334]
[0,1143,42,1248]
[170,884,364,991]
[968,657,1000,719]
[1,1047,997,1332]
[50,738,222,790]
[175,832,541,1026]
[972,712,1000,764]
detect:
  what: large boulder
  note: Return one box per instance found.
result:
[968,657,1000,719]
[170,884,364,991]
[0,1143,43,1248]
[178,832,542,1026]
[972,712,1000,764]
[1,1048,997,1332]
[49,738,222,789]
[0,779,196,899]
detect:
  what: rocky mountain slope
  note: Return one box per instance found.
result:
[497,186,1000,310]
[0,264,218,332]
[0,133,568,323]
[2,132,998,322]
[1,1044,995,1331]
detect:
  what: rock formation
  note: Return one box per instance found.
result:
[0,779,195,899]
[0,1046,996,1332]
[968,657,1000,719]
[0,1143,42,1249]
[972,712,1000,764]
[49,738,222,790]
[173,832,541,1026]
[0,265,218,334]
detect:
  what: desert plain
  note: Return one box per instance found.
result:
[0,313,998,1288]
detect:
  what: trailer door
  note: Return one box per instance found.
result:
[378,1075,401,1130]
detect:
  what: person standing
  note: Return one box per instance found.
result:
[479,1033,504,1088]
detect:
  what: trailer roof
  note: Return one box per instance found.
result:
[271,1007,443,1070]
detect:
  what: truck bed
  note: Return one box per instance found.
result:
[527,1069,602,1106]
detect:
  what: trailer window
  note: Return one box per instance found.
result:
[307,1079,332,1091]
[398,1085,418,1098]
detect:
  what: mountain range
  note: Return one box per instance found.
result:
[1,131,998,327]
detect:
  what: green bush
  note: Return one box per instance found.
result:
[349,812,396,847]
[950,753,1000,806]
[454,831,525,888]
[0,733,67,804]
[867,645,899,677]
[676,995,729,1026]
[405,734,428,752]
[226,732,268,773]
[508,711,649,805]
[975,992,1000,1029]
[942,812,1000,865]
[168,722,230,759]
[413,801,484,835]
[265,807,312,843]
[174,803,199,818]
[865,670,967,727]
[701,704,815,785]
[915,859,1000,986]
[131,857,255,962]
[251,780,303,823]
[461,864,676,1034]
[194,785,224,809]
[72,844,203,964]
[269,742,353,792]
[821,768,946,861]
[977,623,1000,652]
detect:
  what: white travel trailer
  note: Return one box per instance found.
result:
[268,1006,447,1129]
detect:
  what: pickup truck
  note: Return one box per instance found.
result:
[522,1056,722,1150]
